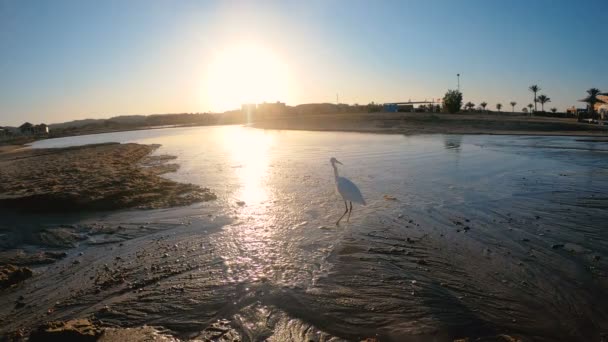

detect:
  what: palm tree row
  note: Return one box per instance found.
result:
[461,86,606,118]
[528,84,552,114]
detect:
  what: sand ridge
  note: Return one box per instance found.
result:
[0,142,216,212]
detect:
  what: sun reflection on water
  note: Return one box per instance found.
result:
[220,127,274,205]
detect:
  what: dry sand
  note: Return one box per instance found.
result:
[252,112,608,136]
[0,143,215,212]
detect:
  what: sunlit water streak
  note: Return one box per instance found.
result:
[25,126,608,341]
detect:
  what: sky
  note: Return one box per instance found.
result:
[0,0,607,126]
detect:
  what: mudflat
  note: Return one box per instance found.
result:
[0,143,215,212]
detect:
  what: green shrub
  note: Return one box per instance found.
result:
[443,90,463,113]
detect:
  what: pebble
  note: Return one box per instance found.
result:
[551,244,564,249]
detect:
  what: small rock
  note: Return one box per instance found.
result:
[29,319,101,341]
[593,255,600,262]
[1,265,33,289]
[551,244,564,249]
[236,201,246,206]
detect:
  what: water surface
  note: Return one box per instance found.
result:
[23,126,608,340]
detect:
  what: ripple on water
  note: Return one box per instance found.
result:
[9,127,606,341]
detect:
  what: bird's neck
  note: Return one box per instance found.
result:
[332,164,339,180]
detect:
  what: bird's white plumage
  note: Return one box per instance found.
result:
[336,176,366,205]
[330,157,364,225]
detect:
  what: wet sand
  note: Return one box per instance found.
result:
[251,112,608,136]
[1,128,607,341]
[0,143,215,212]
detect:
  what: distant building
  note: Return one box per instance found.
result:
[17,122,49,136]
[34,123,49,135]
[257,101,286,115]
[241,104,257,115]
[383,103,414,112]
[597,95,608,120]
[241,102,287,121]
[19,122,34,135]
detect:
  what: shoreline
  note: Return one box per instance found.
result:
[250,112,608,137]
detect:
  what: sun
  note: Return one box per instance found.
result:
[204,43,290,112]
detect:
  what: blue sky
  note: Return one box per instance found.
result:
[0,0,606,125]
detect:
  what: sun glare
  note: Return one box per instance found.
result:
[220,126,274,205]
[205,43,290,112]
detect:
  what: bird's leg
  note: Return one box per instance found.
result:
[336,201,348,225]
[347,201,353,222]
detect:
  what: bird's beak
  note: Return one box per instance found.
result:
[335,160,343,165]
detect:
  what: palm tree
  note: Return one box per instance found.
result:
[529,85,540,112]
[496,103,502,112]
[527,103,533,115]
[510,101,517,113]
[580,88,606,120]
[550,108,557,114]
[464,101,475,112]
[480,102,488,112]
[537,94,551,112]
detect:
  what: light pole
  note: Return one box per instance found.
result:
[457,73,460,91]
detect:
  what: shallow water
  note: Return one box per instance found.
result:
[16,126,608,340]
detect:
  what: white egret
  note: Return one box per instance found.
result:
[330,157,366,225]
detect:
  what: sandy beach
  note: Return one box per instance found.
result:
[251,112,608,136]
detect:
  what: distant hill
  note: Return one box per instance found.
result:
[49,118,106,129]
